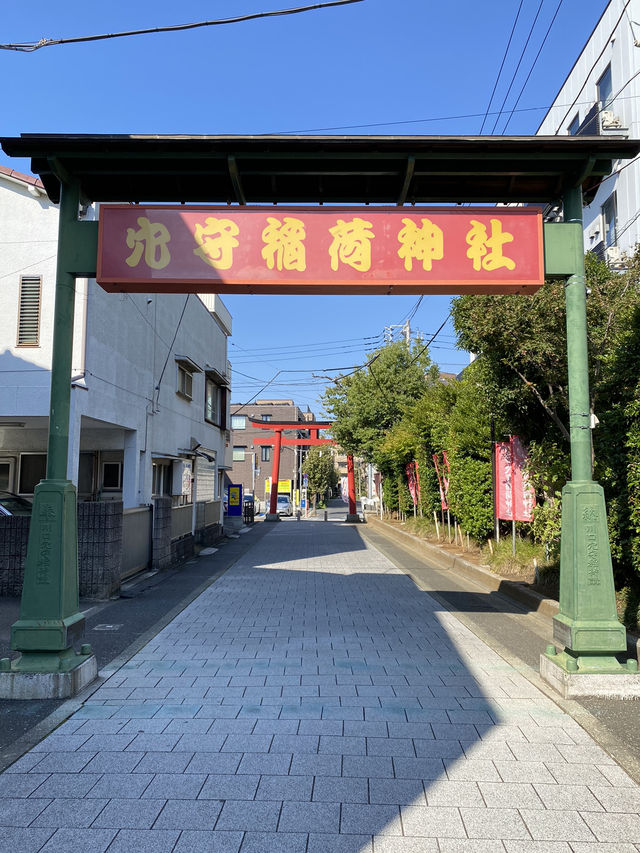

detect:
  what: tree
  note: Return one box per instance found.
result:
[321,341,437,463]
[302,447,338,513]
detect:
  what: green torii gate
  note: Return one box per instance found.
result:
[1,134,639,698]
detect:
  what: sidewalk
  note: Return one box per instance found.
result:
[2,518,640,853]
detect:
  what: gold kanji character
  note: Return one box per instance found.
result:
[193,217,239,270]
[466,218,516,271]
[397,217,443,271]
[328,217,375,271]
[125,217,171,270]
[261,216,306,271]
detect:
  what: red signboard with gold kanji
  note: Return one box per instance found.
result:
[97,205,544,295]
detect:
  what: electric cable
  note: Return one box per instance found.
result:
[501,0,565,135]
[479,0,525,134]
[0,0,366,51]
[488,0,546,135]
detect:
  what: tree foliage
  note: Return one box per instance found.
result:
[302,446,338,510]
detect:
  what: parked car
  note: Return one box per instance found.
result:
[0,491,33,517]
[276,494,292,517]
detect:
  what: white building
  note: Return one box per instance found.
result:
[537,0,640,264]
[0,164,233,576]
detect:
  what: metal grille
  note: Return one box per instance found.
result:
[17,276,41,345]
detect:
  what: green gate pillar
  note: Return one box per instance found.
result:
[9,180,91,674]
[545,186,635,675]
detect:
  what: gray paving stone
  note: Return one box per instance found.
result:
[102,829,180,853]
[215,800,281,831]
[174,734,226,752]
[373,839,439,853]
[270,734,319,754]
[32,753,95,774]
[142,773,207,799]
[153,799,223,829]
[532,783,604,812]
[29,773,99,799]
[461,807,530,839]
[319,735,366,755]
[238,753,292,775]
[31,798,109,828]
[308,833,372,853]
[392,756,444,780]
[37,828,117,853]
[494,761,556,784]
[519,809,596,842]
[290,753,342,776]
[312,775,368,803]
[133,751,193,773]
[199,773,259,800]
[255,774,313,801]
[92,799,166,828]
[370,777,426,805]
[579,812,640,843]
[0,798,52,827]
[401,804,467,838]
[0,773,50,798]
[479,782,544,809]
[240,831,308,853]
[425,780,484,807]
[172,830,243,853]
[0,828,56,853]
[278,800,340,833]
[588,784,640,812]
[341,802,401,836]
[222,734,273,753]
[184,752,242,774]
[119,719,171,734]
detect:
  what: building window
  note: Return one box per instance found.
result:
[152,462,171,496]
[231,415,246,430]
[261,446,271,463]
[18,453,47,494]
[205,378,219,424]
[102,462,122,490]
[17,276,42,346]
[261,414,272,422]
[233,446,246,462]
[602,193,617,248]
[177,364,194,400]
[567,113,580,136]
[597,64,612,110]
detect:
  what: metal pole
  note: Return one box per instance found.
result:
[9,180,92,675]
[543,186,632,676]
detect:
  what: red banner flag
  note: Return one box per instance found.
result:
[495,436,536,522]
[432,452,450,511]
[406,461,418,506]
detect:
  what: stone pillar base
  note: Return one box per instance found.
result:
[345,514,361,523]
[265,514,281,522]
[0,654,98,699]
[540,653,640,699]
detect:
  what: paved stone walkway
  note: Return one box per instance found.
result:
[2,520,640,853]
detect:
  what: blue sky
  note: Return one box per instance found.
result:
[1,0,609,414]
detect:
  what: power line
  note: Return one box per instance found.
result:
[0,0,366,52]
[501,0,565,135]
[479,0,525,134]
[488,0,546,135]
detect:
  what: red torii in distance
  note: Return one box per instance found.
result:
[250,418,358,520]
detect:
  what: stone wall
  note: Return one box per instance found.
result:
[151,496,172,571]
